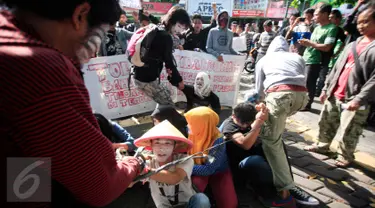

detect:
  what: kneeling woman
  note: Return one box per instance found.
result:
[185,107,238,208]
[182,72,221,115]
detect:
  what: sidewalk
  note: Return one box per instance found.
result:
[285,97,375,172]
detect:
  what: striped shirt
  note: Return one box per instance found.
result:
[1,11,139,207]
[257,31,276,55]
[240,31,255,51]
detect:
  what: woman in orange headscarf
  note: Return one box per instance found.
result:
[185,107,238,208]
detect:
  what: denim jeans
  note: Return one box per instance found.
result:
[186,193,211,208]
[238,146,276,197]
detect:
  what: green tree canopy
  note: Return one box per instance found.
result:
[291,0,356,10]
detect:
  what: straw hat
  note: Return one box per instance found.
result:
[134,120,193,152]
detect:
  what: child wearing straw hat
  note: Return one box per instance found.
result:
[134,120,210,208]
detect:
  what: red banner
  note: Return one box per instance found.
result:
[124,2,173,15]
[232,9,265,17]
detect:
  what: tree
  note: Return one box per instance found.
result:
[291,0,356,10]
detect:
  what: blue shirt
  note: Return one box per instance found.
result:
[111,121,136,152]
[192,137,229,176]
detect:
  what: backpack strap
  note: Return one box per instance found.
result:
[352,41,362,72]
[159,184,180,206]
[128,65,135,91]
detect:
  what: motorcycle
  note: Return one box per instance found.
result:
[243,48,257,74]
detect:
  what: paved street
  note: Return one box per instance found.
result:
[116,72,375,207]
[239,72,375,167]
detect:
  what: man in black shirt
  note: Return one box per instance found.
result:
[220,102,319,206]
[133,6,190,106]
[181,13,217,52]
[220,103,266,183]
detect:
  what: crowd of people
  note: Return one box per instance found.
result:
[2,0,375,208]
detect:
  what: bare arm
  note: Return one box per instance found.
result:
[230,119,264,150]
[285,19,300,40]
[150,167,187,185]
[309,42,334,52]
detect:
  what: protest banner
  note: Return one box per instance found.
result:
[83,50,245,120]
[122,2,173,15]
[187,0,232,16]
[232,36,247,52]
[266,0,298,18]
[119,0,142,9]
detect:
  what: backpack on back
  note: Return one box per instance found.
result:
[127,23,161,67]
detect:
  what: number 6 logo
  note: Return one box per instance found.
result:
[13,160,44,200]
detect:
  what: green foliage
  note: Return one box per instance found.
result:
[291,0,301,9]
[291,0,356,9]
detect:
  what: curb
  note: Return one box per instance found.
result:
[285,119,375,172]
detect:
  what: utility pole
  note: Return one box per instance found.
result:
[281,0,291,31]
[301,0,306,13]
[284,0,291,20]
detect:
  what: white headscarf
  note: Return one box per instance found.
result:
[194,72,211,99]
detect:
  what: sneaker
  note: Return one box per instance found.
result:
[299,106,311,112]
[290,186,319,205]
[259,195,297,208]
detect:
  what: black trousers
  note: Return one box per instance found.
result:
[316,65,329,96]
[306,64,322,108]
[103,183,153,208]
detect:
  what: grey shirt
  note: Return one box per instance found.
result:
[206,10,240,58]
[256,36,307,98]
[323,37,375,105]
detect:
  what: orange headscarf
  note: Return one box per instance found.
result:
[184,107,221,164]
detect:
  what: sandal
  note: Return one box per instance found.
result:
[303,143,329,153]
[335,155,351,168]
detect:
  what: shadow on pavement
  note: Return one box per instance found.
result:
[366,126,375,133]
[285,141,374,208]
[308,108,322,115]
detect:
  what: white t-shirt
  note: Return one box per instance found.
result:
[148,154,195,208]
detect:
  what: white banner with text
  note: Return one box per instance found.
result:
[83,50,245,119]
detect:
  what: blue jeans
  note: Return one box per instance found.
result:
[187,193,211,208]
[239,154,277,197]
[239,155,273,185]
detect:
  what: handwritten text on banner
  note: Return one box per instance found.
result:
[83,50,245,120]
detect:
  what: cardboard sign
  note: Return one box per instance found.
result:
[232,36,247,52]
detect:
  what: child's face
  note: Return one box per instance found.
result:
[357,10,375,36]
[151,139,175,163]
